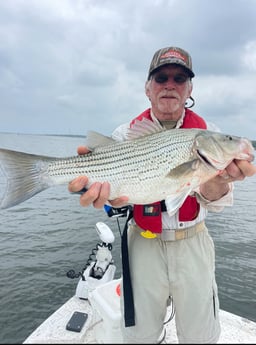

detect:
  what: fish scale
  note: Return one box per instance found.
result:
[0,119,254,210]
[47,129,195,185]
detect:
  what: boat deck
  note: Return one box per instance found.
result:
[24,293,256,344]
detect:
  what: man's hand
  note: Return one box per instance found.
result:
[200,159,256,201]
[224,159,256,179]
[68,146,129,208]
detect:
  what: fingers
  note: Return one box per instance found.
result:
[68,176,89,193]
[69,177,129,209]
[109,196,130,208]
[220,160,256,182]
[69,178,110,209]
[80,182,110,209]
[77,146,90,155]
[79,183,129,209]
[234,160,256,177]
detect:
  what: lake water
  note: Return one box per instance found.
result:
[0,133,255,343]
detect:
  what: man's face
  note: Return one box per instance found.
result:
[145,65,193,121]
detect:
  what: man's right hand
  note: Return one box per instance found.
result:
[68,146,129,209]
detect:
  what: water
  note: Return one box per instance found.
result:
[0,133,255,344]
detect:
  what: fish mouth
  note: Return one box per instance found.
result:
[196,149,217,169]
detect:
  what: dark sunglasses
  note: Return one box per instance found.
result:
[153,72,190,84]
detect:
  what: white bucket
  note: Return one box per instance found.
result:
[89,278,123,343]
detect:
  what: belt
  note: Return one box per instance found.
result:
[132,221,205,241]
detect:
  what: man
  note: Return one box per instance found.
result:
[69,47,256,343]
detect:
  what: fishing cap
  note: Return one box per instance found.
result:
[147,46,195,80]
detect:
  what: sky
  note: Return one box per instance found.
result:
[1,0,256,140]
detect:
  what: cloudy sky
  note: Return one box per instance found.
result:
[1,0,256,140]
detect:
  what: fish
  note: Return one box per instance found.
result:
[0,118,254,214]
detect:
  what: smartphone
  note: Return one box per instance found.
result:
[66,311,88,332]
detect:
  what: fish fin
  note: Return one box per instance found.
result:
[167,159,200,178]
[85,131,116,150]
[0,148,52,209]
[165,190,192,217]
[126,117,164,140]
[164,160,200,216]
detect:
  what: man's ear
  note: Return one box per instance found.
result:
[188,80,193,98]
[145,80,151,98]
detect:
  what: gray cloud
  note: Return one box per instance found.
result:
[0,0,256,139]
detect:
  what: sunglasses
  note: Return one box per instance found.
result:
[153,72,190,84]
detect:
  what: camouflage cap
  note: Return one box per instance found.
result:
[147,46,195,80]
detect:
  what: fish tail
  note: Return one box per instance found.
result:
[0,148,52,209]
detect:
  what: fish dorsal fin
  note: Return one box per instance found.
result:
[126,118,164,140]
[85,131,115,150]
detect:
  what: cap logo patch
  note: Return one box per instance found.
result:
[160,50,187,63]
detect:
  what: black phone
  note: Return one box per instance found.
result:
[66,311,88,332]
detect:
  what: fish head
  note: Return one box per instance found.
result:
[194,130,255,171]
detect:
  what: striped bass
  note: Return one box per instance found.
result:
[0,118,254,212]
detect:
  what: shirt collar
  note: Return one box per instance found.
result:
[150,109,185,128]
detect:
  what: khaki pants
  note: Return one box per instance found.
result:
[120,223,221,343]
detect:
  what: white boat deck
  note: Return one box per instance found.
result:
[23,222,256,344]
[24,290,256,344]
